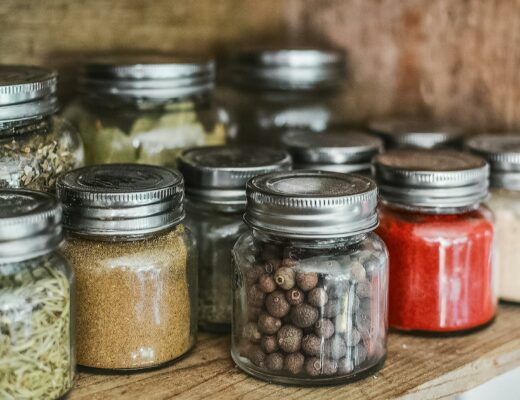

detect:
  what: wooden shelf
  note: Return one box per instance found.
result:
[70,304,520,400]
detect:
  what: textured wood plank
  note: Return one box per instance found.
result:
[69,304,520,400]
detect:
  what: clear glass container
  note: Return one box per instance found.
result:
[65,55,228,166]
[0,66,84,192]
[231,171,388,385]
[0,189,75,399]
[58,164,196,370]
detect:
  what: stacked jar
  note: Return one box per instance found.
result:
[0,65,84,192]
[65,55,228,166]
[281,129,382,175]
[0,189,75,399]
[467,135,520,303]
[179,146,291,332]
[58,164,196,370]
[232,171,388,385]
[375,150,496,332]
[222,49,347,146]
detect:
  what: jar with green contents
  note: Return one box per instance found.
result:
[0,189,75,399]
[65,55,228,166]
[0,65,84,192]
[178,146,291,332]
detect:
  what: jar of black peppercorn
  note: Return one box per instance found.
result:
[231,171,388,385]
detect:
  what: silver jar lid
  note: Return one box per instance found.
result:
[178,146,292,206]
[0,189,62,262]
[57,164,184,236]
[369,117,463,149]
[229,49,346,90]
[374,149,489,208]
[0,65,58,123]
[244,171,378,239]
[282,129,382,173]
[81,54,215,99]
[467,134,520,190]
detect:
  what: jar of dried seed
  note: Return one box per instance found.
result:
[0,65,84,192]
[0,189,75,399]
[178,146,291,332]
[232,171,388,385]
[58,164,196,370]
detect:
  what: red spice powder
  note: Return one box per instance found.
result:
[377,204,496,332]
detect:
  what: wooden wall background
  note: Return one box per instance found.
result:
[1,0,519,132]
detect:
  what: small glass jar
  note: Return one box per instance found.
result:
[221,49,347,146]
[232,171,388,385]
[0,189,75,399]
[65,55,228,166]
[0,65,84,192]
[369,117,464,150]
[467,135,520,303]
[375,150,496,333]
[178,146,291,332]
[281,129,382,175]
[58,164,196,370]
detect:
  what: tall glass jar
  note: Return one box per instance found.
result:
[374,150,496,333]
[65,55,228,166]
[281,129,382,175]
[221,49,347,146]
[0,65,84,192]
[232,171,388,385]
[0,189,75,399]
[467,135,520,303]
[58,164,196,370]
[178,146,291,332]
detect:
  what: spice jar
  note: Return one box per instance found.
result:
[375,149,496,332]
[58,164,196,370]
[0,189,75,399]
[0,65,84,192]
[65,55,228,166]
[369,117,464,150]
[467,135,520,303]
[232,171,388,385]
[179,146,291,332]
[281,129,382,175]
[222,49,347,146]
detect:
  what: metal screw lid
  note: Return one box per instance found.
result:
[281,129,382,173]
[81,54,215,99]
[178,146,292,206]
[466,134,520,190]
[229,49,347,90]
[57,164,184,236]
[0,189,62,262]
[374,149,489,208]
[244,171,378,239]
[0,65,58,123]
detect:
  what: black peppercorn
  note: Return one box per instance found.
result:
[308,287,328,307]
[264,258,282,274]
[274,266,295,290]
[261,335,279,353]
[247,284,266,307]
[242,322,262,343]
[338,357,353,375]
[296,271,319,291]
[284,352,305,375]
[285,288,304,306]
[277,324,303,353]
[248,345,266,367]
[301,334,322,356]
[323,299,340,318]
[355,308,371,336]
[258,312,282,335]
[258,274,277,293]
[281,257,300,268]
[322,359,339,375]
[314,319,335,339]
[290,304,319,328]
[265,352,284,371]
[245,264,265,286]
[304,357,322,377]
[325,336,347,359]
[265,290,291,318]
[344,328,362,346]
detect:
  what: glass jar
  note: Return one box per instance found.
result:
[221,49,347,146]
[467,135,520,303]
[65,55,228,166]
[232,171,388,385]
[58,164,196,370]
[0,65,84,192]
[374,149,496,333]
[0,189,75,399]
[179,146,291,332]
[281,129,382,175]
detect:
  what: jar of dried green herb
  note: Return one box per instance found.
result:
[178,146,291,332]
[0,189,75,399]
[58,164,196,370]
[0,65,84,192]
[65,55,228,167]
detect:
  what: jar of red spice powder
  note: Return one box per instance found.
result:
[374,149,496,333]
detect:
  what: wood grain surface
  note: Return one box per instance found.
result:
[69,303,520,400]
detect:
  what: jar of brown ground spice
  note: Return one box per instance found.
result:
[58,164,196,370]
